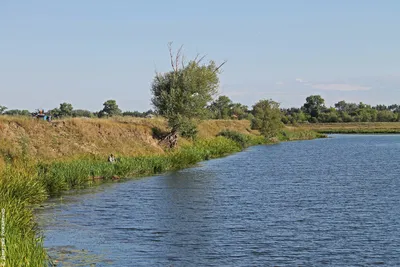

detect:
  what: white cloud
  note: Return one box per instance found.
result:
[295,78,308,83]
[311,83,371,91]
[275,81,284,85]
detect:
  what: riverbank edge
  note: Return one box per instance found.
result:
[2,129,325,266]
[290,122,400,134]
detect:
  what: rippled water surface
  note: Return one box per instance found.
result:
[37,135,400,266]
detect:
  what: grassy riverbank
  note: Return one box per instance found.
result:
[291,122,400,134]
[0,117,323,266]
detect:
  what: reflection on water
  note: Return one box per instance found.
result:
[37,135,400,266]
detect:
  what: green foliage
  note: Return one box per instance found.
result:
[176,116,198,139]
[207,96,250,120]
[48,108,61,118]
[72,109,94,118]
[0,105,7,114]
[3,109,31,116]
[0,167,49,266]
[151,44,224,136]
[302,95,326,119]
[217,130,250,148]
[217,130,265,148]
[251,99,283,138]
[122,110,154,118]
[100,100,122,117]
[281,97,400,124]
[377,110,395,122]
[208,95,233,119]
[59,102,73,117]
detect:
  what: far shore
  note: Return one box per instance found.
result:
[291,122,400,134]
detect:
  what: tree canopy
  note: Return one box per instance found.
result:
[151,44,225,139]
[251,99,283,138]
[100,100,122,117]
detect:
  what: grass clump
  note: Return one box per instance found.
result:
[0,167,49,266]
[217,130,266,148]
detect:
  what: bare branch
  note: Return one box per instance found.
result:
[196,54,207,65]
[214,60,227,73]
[168,42,176,72]
[175,44,184,72]
[194,53,200,63]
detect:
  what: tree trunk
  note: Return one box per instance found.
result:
[159,130,178,148]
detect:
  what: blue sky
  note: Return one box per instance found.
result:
[1,0,400,112]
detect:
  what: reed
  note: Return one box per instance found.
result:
[0,167,49,266]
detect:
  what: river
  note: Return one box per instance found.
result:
[36,135,400,266]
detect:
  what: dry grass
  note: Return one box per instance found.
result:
[0,117,262,166]
[0,116,168,163]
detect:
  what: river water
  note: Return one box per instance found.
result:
[36,135,400,266]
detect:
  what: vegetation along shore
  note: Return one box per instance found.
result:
[0,116,323,266]
[1,45,399,266]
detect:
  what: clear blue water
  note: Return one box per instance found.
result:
[37,135,400,266]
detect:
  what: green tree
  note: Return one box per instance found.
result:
[100,100,122,117]
[59,102,73,117]
[151,43,225,141]
[208,95,233,119]
[377,110,395,122]
[251,99,283,138]
[3,109,30,116]
[319,108,340,123]
[48,108,61,118]
[340,112,354,122]
[72,109,94,118]
[0,105,7,114]
[302,95,326,119]
[230,103,249,119]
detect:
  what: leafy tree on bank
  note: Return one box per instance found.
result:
[0,105,7,114]
[99,100,122,117]
[151,43,226,143]
[48,108,61,118]
[47,102,73,118]
[229,103,250,119]
[251,99,283,138]
[302,95,326,121]
[59,102,73,117]
[208,95,233,119]
[72,109,94,118]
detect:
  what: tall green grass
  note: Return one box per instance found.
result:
[0,167,49,266]
[217,130,266,148]
[36,136,243,196]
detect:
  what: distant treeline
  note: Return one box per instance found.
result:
[0,100,155,119]
[205,95,400,123]
[1,94,399,123]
